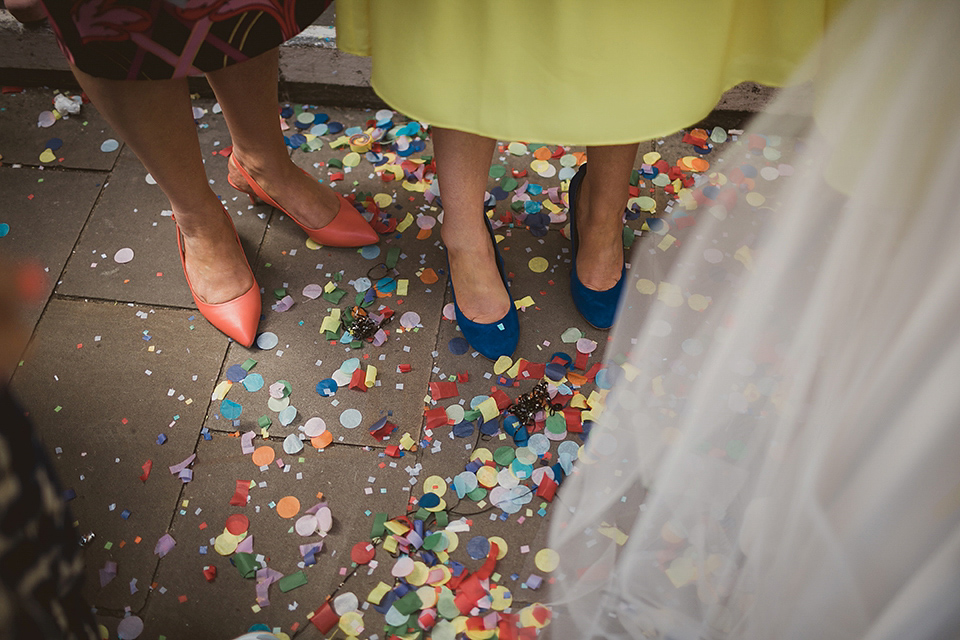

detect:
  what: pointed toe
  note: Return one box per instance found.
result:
[197,286,261,347]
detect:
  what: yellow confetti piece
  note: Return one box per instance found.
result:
[493,355,513,376]
[342,151,361,167]
[324,281,338,293]
[396,212,415,232]
[423,475,447,495]
[652,375,665,396]
[665,557,697,588]
[622,362,641,382]
[657,282,684,307]
[320,308,341,333]
[514,295,536,309]
[384,519,410,535]
[734,245,754,270]
[305,238,322,250]
[373,193,393,208]
[506,358,523,379]
[399,432,416,450]
[338,611,364,636]
[212,380,233,400]
[636,278,656,294]
[489,536,508,559]
[490,584,513,611]
[598,524,629,546]
[569,393,589,409]
[39,148,56,163]
[657,234,677,251]
[745,192,766,207]
[382,536,399,554]
[688,294,710,311]
[364,365,377,388]
[478,396,500,422]
[528,257,549,273]
[642,151,661,164]
[402,180,427,192]
[476,465,498,488]
[366,582,392,604]
[396,279,409,296]
[507,141,527,156]
[534,548,560,573]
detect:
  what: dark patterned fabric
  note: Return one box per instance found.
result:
[41,0,331,80]
[0,389,98,639]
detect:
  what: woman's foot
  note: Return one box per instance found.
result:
[228,150,341,231]
[572,172,625,291]
[443,221,512,324]
[175,203,254,305]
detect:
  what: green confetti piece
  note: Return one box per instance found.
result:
[258,415,272,429]
[278,570,308,592]
[241,358,257,371]
[393,590,424,615]
[501,177,518,192]
[386,246,401,269]
[274,288,287,300]
[104,541,113,550]
[232,552,258,579]
[489,165,507,179]
[371,512,388,539]
[328,158,343,169]
[323,288,347,304]
[623,226,635,249]
[434,511,448,528]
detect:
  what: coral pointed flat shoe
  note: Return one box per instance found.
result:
[227,153,378,247]
[447,216,519,360]
[568,163,626,330]
[175,209,261,347]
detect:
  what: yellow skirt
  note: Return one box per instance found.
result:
[337,0,844,145]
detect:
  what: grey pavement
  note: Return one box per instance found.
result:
[1,86,744,639]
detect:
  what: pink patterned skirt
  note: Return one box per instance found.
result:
[41,0,330,80]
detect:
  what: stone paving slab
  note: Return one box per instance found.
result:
[141,436,411,638]
[55,110,270,307]
[0,163,102,331]
[0,87,122,170]
[9,297,228,612]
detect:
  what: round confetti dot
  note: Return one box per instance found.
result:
[145,173,157,185]
[423,475,447,495]
[416,214,436,229]
[242,373,264,392]
[276,496,300,519]
[445,404,465,424]
[544,362,567,381]
[39,148,56,163]
[113,247,134,264]
[688,294,710,311]
[278,405,298,426]
[392,556,415,577]
[527,256,549,273]
[493,446,516,466]
[256,332,279,350]
[535,548,560,573]
[452,421,474,438]
[515,447,537,465]
[760,166,780,181]
[311,432,333,449]
[295,514,319,536]
[225,514,249,535]
[488,536,509,559]
[214,531,240,555]
[635,196,657,212]
[636,278,657,294]
[225,364,248,382]
[0,223,9,237]
[316,506,333,532]
[418,492,441,509]
[338,611,364,637]
[266,396,289,413]
[302,283,324,299]
[359,245,380,259]
[315,378,338,396]
[351,541,376,564]
[117,615,144,639]
[220,399,242,420]
[746,192,766,207]
[476,465,498,488]
[400,311,421,329]
[283,433,303,454]
[507,141,527,156]
[340,408,362,429]
[303,417,326,437]
[527,433,550,456]
[595,367,614,390]
[703,248,724,264]
[353,277,371,292]
[38,110,56,128]
[490,585,513,610]
[100,138,120,153]
[650,319,673,337]
[493,355,513,375]
[252,445,275,467]
[448,337,469,355]
[466,536,490,560]
[497,466,520,489]
[576,337,598,354]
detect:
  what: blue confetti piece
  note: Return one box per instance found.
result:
[220,398,242,420]
[156,433,167,445]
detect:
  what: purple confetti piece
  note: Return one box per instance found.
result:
[240,430,256,454]
[178,468,193,483]
[255,567,283,606]
[168,453,195,475]
[236,534,254,553]
[130,578,138,594]
[154,533,176,557]
[99,560,117,587]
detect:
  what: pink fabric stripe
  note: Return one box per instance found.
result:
[173,16,213,78]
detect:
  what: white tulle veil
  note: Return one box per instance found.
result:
[548,2,960,638]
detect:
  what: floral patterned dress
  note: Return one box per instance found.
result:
[41,0,330,80]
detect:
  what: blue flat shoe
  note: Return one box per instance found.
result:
[568,163,626,330]
[447,216,519,359]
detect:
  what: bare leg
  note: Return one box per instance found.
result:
[70,66,253,305]
[205,48,340,230]
[432,127,511,323]
[576,143,640,289]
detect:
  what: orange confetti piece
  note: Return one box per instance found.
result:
[311,431,333,449]
[276,496,300,519]
[419,268,439,285]
[533,147,552,161]
[251,445,275,467]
